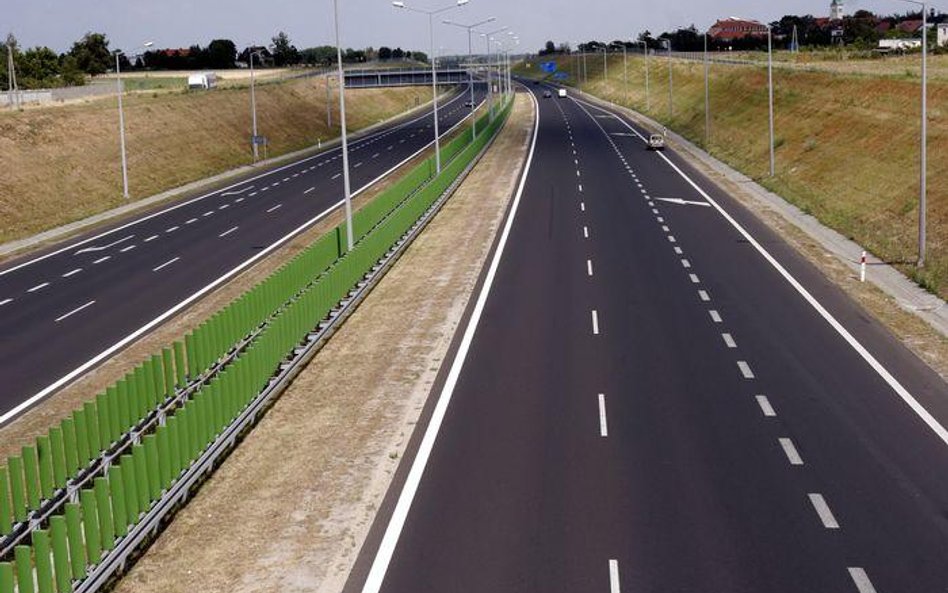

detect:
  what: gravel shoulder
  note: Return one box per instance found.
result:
[111,93,534,593]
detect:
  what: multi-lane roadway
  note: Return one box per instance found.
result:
[350,83,948,592]
[0,83,486,423]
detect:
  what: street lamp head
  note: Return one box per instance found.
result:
[142,41,154,48]
[457,0,469,5]
[392,1,406,7]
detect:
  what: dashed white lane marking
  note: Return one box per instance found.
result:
[756,395,777,417]
[203,211,214,217]
[591,310,600,335]
[579,184,583,192]
[218,226,239,238]
[144,235,158,242]
[283,177,291,182]
[292,173,299,178]
[722,333,737,348]
[119,245,136,253]
[779,438,804,465]
[304,187,316,195]
[0,298,12,306]
[271,182,280,187]
[583,226,589,239]
[261,187,269,192]
[27,282,49,293]
[737,361,755,379]
[332,173,342,180]
[689,273,700,284]
[62,268,82,278]
[354,162,363,168]
[576,170,581,177]
[234,197,245,203]
[848,568,879,593]
[599,394,609,437]
[709,310,722,323]
[93,256,110,265]
[166,226,179,233]
[661,225,670,232]
[657,216,664,223]
[249,192,258,197]
[698,290,710,302]
[667,235,677,243]
[674,246,683,255]
[267,204,283,213]
[152,257,180,272]
[372,153,380,158]
[55,300,96,323]
[609,559,621,593]
[185,218,198,224]
[587,259,594,277]
[581,202,586,212]
[808,493,840,529]
[218,204,229,210]
[681,259,691,268]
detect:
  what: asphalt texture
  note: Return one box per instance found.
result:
[351,84,948,592]
[0,84,487,421]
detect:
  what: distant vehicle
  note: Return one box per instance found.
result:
[533,80,540,85]
[557,88,567,98]
[464,100,475,108]
[187,72,218,90]
[646,133,666,150]
[543,90,552,98]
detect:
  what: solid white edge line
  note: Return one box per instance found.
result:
[609,559,621,593]
[808,493,840,529]
[0,88,475,279]
[599,393,609,437]
[572,94,948,449]
[55,300,96,323]
[0,89,483,427]
[359,89,538,593]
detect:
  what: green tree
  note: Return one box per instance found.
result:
[378,46,393,60]
[207,39,237,69]
[271,31,300,66]
[59,55,85,86]
[69,32,111,75]
[17,46,61,88]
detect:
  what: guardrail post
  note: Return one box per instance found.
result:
[49,516,71,593]
[64,503,87,579]
[33,529,54,593]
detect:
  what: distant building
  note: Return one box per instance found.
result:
[939,22,948,47]
[708,17,769,42]
[897,19,924,34]
[830,0,845,21]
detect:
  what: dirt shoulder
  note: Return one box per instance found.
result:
[110,93,533,593]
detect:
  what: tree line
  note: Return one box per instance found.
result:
[538,7,947,55]
[2,30,429,91]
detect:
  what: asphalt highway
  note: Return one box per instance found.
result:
[351,84,948,592]
[0,83,487,422]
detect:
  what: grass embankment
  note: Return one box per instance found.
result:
[519,54,948,297]
[0,78,432,244]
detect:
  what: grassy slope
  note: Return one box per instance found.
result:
[519,54,948,297]
[0,78,431,243]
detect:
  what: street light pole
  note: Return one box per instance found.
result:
[704,32,710,147]
[481,26,508,121]
[332,0,354,251]
[393,0,470,175]
[667,39,673,119]
[444,17,496,139]
[641,40,650,111]
[623,44,628,103]
[768,25,775,177]
[249,50,260,163]
[114,41,152,200]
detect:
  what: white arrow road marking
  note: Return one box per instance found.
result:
[654,197,711,207]
[221,186,255,196]
[74,235,135,255]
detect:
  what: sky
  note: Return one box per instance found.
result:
[6,0,918,56]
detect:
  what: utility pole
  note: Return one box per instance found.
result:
[6,44,19,110]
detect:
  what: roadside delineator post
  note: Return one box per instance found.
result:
[860,251,867,283]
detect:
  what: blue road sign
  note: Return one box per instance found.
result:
[541,61,557,73]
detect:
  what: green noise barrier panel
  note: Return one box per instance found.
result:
[0,98,513,593]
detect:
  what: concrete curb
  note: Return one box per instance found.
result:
[0,89,455,262]
[568,86,948,338]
